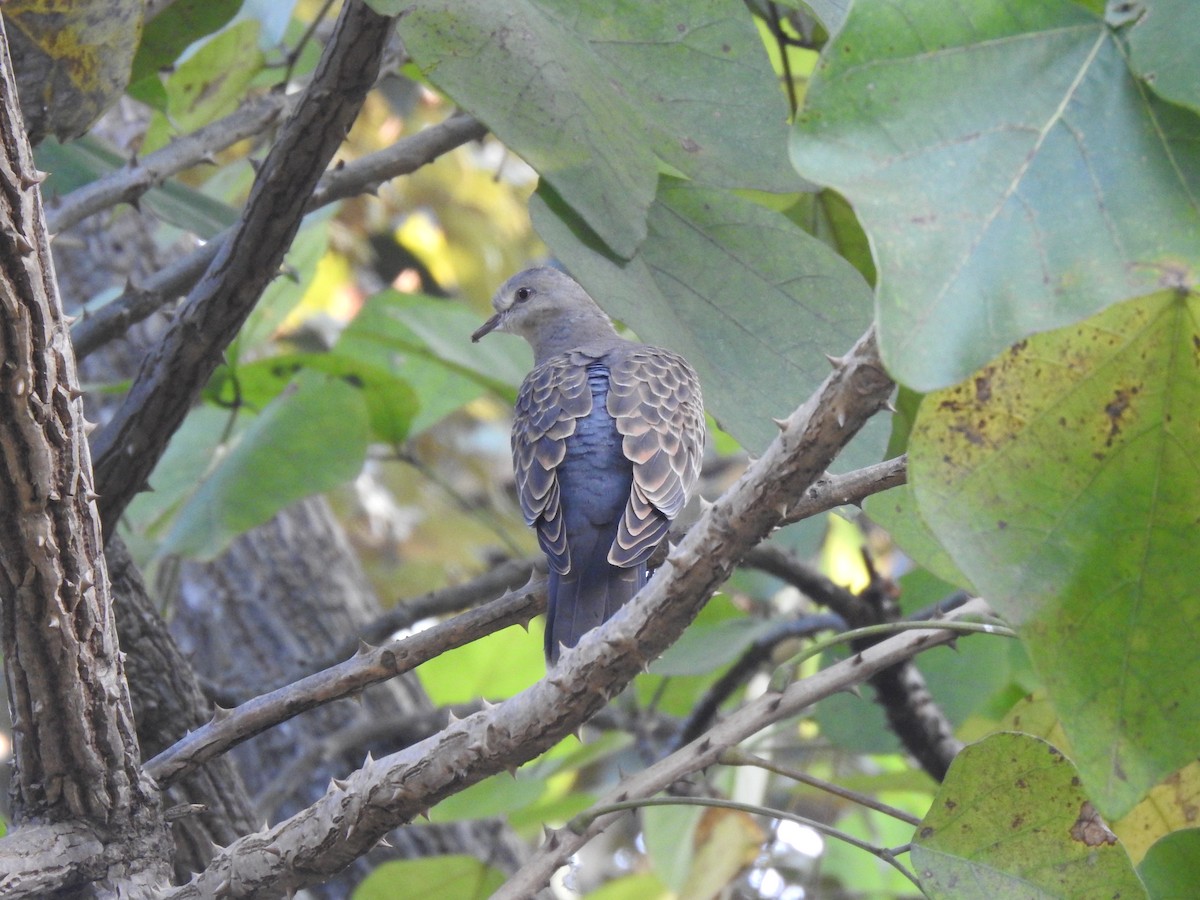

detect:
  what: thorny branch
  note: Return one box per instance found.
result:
[147,451,906,787]
[160,327,894,898]
[495,598,993,899]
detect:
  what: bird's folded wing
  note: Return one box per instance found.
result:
[512,358,593,573]
[607,347,705,567]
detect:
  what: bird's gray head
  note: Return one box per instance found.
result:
[471,267,618,363]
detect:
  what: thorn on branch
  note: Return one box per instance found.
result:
[19,168,48,190]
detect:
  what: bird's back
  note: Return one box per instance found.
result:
[543,361,643,660]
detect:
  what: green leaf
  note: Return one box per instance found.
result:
[864,484,971,590]
[643,804,702,893]
[912,733,1145,899]
[652,617,779,677]
[909,290,1200,817]
[1116,761,1200,866]
[791,0,1200,391]
[417,618,543,706]
[159,375,370,559]
[532,178,874,453]
[1138,829,1200,900]
[429,772,547,824]
[165,18,265,134]
[339,290,529,432]
[125,406,240,539]
[6,0,144,142]
[352,855,505,900]
[361,0,405,14]
[129,0,243,91]
[220,352,418,444]
[1126,0,1200,113]
[399,0,798,259]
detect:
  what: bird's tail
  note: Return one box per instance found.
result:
[546,548,647,664]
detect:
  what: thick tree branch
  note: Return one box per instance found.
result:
[157,328,892,898]
[146,572,547,786]
[88,0,397,529]
[69,112,487,361]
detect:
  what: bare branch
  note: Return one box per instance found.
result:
[159,327,893,898]
[146,573,546,786]
[45,91,298,235]
[778,453,906,527]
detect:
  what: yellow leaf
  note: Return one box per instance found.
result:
[6,0,144,142]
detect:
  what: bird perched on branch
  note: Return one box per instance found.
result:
[472,268,705,664]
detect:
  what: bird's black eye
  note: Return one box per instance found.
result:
[515,286,533,303]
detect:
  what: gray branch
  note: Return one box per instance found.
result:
[160,327,895,898]
[45,90,298,235]
[496,597,994,898]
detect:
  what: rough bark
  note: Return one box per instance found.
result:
[0,13,169,893]
[52,186,262,883]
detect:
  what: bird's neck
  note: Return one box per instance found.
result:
[531,310,620,365]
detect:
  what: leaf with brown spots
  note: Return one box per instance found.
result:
[910,289,1200,819]
[912,733,1142,898]
[6,0,144,143]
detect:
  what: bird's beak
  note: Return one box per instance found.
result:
[471,312,503,343]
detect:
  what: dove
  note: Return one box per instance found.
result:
[473,268,704,663]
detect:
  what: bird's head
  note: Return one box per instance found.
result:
[471,267,617,361]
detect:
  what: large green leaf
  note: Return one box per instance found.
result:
[399,0,798,259]
[1125,0,1200,113]
[159,375,370,559]
[909,290,1200,817]
[790,0,1200,391]
[163,18,265,135]
[1138,829,1200,900]
[128,0,243,107]
[912,733,1145,899]
[531,178,874,452]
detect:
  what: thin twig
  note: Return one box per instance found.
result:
[719,748,923,827]
[572,795,921,887]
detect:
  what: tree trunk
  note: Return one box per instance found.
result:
[0,15,169,894]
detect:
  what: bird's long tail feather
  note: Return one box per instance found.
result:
[545,532,646,664]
